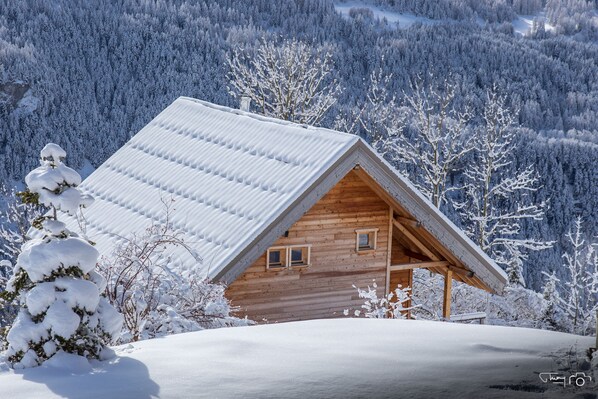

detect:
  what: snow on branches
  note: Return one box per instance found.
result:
[0,184,47,264]
[558,217,598,335]
[345,281,417,319]
[363,73,474,209]
[97,198,251,343]
[0,143,122,369]
[227,38,342,125]
[457,88,553,285]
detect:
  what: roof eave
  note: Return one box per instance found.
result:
[353,140,507,294]
[214,141,362,284]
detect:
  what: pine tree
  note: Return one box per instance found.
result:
[539,271,564,331]
[0,143,122,368]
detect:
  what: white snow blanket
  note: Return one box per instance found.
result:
[0,319,595,398]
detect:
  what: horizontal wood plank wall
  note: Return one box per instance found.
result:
[225,171,390,323]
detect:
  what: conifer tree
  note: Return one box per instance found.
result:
[0,143,122,368]
[539,271,564,331]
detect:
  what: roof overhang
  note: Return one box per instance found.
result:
[216,139,507,294]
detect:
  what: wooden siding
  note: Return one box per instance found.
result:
[226,171,391,323]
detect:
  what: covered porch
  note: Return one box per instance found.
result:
[353,167,499,320]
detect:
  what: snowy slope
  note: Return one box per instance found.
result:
[334,2,436,29]
[512,13,556,36]
[0,319,595,398]
[334,1,561,37]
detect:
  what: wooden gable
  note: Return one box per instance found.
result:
[226,171,393,322]
[226,170,418,323]
[226,163,502,323]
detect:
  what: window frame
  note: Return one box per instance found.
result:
[266,246,287,270]
[288,245,311,268]
[355,228,379,253]
[266,245,311,270]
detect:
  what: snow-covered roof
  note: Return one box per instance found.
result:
[69,97,357,276]
[70,97,507,293]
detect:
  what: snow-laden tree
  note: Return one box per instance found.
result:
[0,185,46,332]
[365,74,474,209]
[538,271,566,331]
[0,185,46,264]
[345,281,416,319]
[560,217,598,335]
[458,89,553,284]
[0,259,13,331]
[0,144,122,368]
[226,38,342,125]
[97,199,251,343]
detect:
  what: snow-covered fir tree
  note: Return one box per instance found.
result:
[538,270,565,331]
[0,143,122,368]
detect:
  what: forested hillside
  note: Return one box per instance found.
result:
[1,0,597,291]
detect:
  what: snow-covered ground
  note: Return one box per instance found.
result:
[0,319,595,398]
[512,13,556,36]
[334,2,436,29]
[334,1,562,37]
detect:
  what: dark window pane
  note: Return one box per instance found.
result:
[291,249,303,263]
[269,250,281,265]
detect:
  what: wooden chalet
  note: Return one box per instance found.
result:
[71,97,507,323]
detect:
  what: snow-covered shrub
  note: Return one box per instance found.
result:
[411,269,545,327]
[345,281,416,319]
[97,202,251,342]
[0,143,123,368]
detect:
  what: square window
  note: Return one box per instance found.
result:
[291,249,303,263]
[355,229,378,252]
[270,250,282,264]
[267,247,286,269]
[289,246,310,266]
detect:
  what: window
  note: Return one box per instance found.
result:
[267,247,287,269]
[266,245,310,269]
[355,228,378,252]
[289,246,309,266]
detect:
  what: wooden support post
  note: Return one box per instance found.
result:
[443,269,453,320]
[385,206,393,296]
